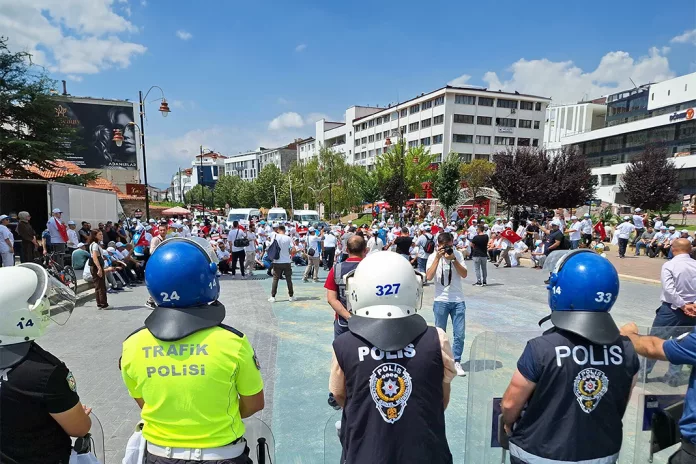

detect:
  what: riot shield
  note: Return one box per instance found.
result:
[243,416,276,464]
[324,410,343,463]
[464,328,691,464]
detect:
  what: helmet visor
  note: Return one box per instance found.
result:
[190,237,220,264]
[46,273,76,325]
[542,249,573,273]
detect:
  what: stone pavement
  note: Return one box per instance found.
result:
[39,259,665,464]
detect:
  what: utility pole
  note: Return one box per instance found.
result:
[178,166,183,204]
[139,90,151,219]
[273,185,278,207]
[329,156,333,222]
[199,145,204,216]
[289,175,294,212]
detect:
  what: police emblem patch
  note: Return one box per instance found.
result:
[369,363,413,424]
[574,368,608,413]
[253,350,261,370]
[66,372,77,392]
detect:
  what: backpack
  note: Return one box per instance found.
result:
[266,239,280,261]
[423,234,435,254]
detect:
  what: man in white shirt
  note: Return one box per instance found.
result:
[244,223,258,277]
[415,226,434,272]
[304,227,322,282]
[565,216,582,250]
[181,218,192,238]
[580,213,593,247]
[615,216,636,258]
[425,231,468,377]
[366,229,384,255]
[492,218,504,234]
[216,240,231,274]
[632,207,645,246]
[46,208,67,263]
[322,230,338,270]
[653,215,664,231]
[450,210,459,223]
[650,225,669,258]
[269,224,296,303]
[467,220,478,240]
[228,221,248,278]
[0,215,14,267]
[494,226,513,268]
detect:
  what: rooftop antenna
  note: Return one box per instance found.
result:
[629,77,639,90]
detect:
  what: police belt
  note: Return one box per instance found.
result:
[146,437,246,460]
[682,438,696,455]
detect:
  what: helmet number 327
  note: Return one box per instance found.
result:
[376,284,401,296]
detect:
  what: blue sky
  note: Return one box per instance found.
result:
[3,0,695,186]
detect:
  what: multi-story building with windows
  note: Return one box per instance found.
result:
[562,72,696,205]
[258,142,299,172]
[191,152,227,190]
[311,85,550,169]
[296,137,317,163]
[224,150,262,181]
[543,100,607,154]
[169,168,193,202]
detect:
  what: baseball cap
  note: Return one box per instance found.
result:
[131,218,138,223]
[682,229,689,234]
[570,216,577,220]
[148,218,156,223]
[584,213,590,218]
[471,219,477,223]
[308,227,315,232]
[669,226,676,231]
[661,226,667,230]
[0,215,8,222]
[551,220,561,227]
[635,208,642,212]
[272,222,279,228]
[67,220,75,225]
[78,243,86,248]
[106,246,116,253]
[183,219,189,223]
[623,216,630,221]
[116,242,124,247]
[52,208,62,214]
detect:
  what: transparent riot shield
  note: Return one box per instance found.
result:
[464,327,691,464]
[243,416,276,464]
[324,410,343,463]
[71,412,105,463]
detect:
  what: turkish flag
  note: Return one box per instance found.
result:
[439,209,446,221]
[500,228,522,244]
[134,231,149,247]
[468,214,478,226]
[431,224,440,235]
[594,221,606,241]
[54,220,69,243]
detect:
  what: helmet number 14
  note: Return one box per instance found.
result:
[160,291,181,302]
[595,292,612,303]
[16,319,34,330]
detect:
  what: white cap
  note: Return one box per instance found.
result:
[584,213,590,218]
[495,217,502,221]
[669,226,676,230]
[183,219,189,223]
[308,227,315,232]
[570,216,577,220]
[348,220,353,223]
[471,219,477,223]
[623,216,630,221]
[67,220,75,225]
[635,208,642,212]
[551,220,561,226]
[52,208,62,214]
[682,229,689,234]
[661,226,667,230]
[116,242,124,247]
[535,240,542,246]
[0,215,8,222]
[148,218,156,223]
[107,247,116,252]
[272,222,279,228]
[78,242,86,248]
[131,218,138,222]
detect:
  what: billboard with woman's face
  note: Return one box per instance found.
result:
[54,98,138,170]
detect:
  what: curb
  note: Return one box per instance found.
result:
[516,257,660,285]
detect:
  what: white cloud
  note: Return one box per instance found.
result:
[448,74,471,87]
[176,30,193,41]
[480,46,674,103]
[269,112,305,130]
[671,29,696,45]
[140,0,147,5]
[66,74,83,82]
[277,97,289,105]
[0,0,146,76]
[295,43,307,52]
[305,112,330,124]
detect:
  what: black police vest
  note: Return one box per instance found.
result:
[334,260,360,323]
[510,329,639,462]
[333,326,452,464]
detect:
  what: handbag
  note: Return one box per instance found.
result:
[122,422,146,464]
[233,230,250,248]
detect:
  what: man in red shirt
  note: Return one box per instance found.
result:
[325,235,367,410]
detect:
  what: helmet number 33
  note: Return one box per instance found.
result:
[595,292,612,303]
[160,291,181,302]
[376,283,400,296]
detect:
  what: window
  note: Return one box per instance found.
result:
[496,117,517,127]
[585,139,603,154]
[517,138,530,146]
[384,114,390,122]
[519,119,532,128]
[649,126,676,143]
[433,115,444,125]
[383,130,390,138]
[400,126,406,134]
[409,122,419,132]
[478,97,494,107]
[535,102,542,111]
[453,134,473,143]
[433,134,443,144]
[601,174,618,186]
[459,153,472,162]
[679,120,696,139]
[605,135,623,151]
[368,119,375,128]
[433,96,445,106]
[376,148,382,155]
[421,100,432,110]
[368,135,375,143]
[354,126,359,133]
[421,137,431,146]
[474,154,490,161]
[401,109,408,117]
[376,117,382,125]
[434,154,442,163]
[410,104,420,114]
[361,137,367,145]
[454,114,474,124]
[626,131,648,148]
[376,132,382,141]
[421,118,432,128]
[408,140,418,148]
[477,116,492,125]
[361,123,367,130]
[534,120,540,129]
[497,99,518,109]
[494,136,515,145]
[455,95,476,105]
[532,139,539,147]
[475,135,491,144]
[520,101,533,111]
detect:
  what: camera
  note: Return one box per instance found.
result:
[444,246,454,255]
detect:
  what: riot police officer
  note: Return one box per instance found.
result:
[329,251,456,464]
[0,263,92,464]
[120,237,264,463]
[501,250,640,464]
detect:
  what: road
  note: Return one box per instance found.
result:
[39,258,666,463]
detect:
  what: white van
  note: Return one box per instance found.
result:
[292,209,321,226]
[266,207,288,223]
[226,208,261,228]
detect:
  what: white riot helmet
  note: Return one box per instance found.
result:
[345,252,426,351]
[0,263,76,368]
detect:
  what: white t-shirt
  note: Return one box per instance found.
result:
[633,214,644,228]
[366,236,384,254]
[67,228,79,248]
[244,232,257,252]
[426,250,467,303]
[273,233,294,264]
[323,233,337,248]
[467,226,477,240]
[217,248,231,260]
[569,221,582,241]
[229,228,247,252]
[0,224,13,253]
[307,235,321,254]
[416,234,433,259]
[615,222,636,239]
[654,220,664,230]
[580,219,593,234]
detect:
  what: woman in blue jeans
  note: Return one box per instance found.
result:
[425,232,468,377]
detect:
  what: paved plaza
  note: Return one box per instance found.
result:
[40,260,669,463]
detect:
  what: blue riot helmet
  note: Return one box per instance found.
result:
[544,249,620,344]
[144,237,224,341]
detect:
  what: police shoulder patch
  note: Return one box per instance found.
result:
[253,350,261,370]
[66,371,77,392]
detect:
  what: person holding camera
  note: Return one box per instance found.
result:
[426,232,468,377]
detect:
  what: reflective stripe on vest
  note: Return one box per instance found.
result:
[509,443,619,464]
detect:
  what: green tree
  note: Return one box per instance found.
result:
[0,38,79,178]
[184,184,212,206]
[621,144,680,211]
[460,158,495,210]
[433,152,462,217]
[256,164,286,208]
[237,180,259,208]
[213,174,243,208]
[376,143,436,212]
[354,168,381,205]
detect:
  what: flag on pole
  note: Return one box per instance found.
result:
[439,209,446,221]
[593,221,606,241]
[468,214,478,226]
[500,228,522,244]
[134,231,149,248]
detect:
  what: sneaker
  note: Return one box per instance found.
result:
[482,282,487,287]
[303,278,309,283]
[494,263,500,268]
[107,289,116,294]
[100,305,110,310]
[145,299,156,309]
[454,362,466,377]
[268,297,276,303]
[313,279,319,283]
[472,281,482,287]
[289,296,295,302]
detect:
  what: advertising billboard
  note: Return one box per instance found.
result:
[54,98,138,170]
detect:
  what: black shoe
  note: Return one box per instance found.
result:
[328,393,341,410]
[666,376,681,388]
[482,282,487,286]
[472,281,482,287]
[544,278,550,284]
[503,265,511,268]
[145,300,156,309]
[494,263,500,267]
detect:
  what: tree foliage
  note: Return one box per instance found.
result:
[460,158,495,208]
[212,174,243,208]
[376,143,436,211]
[433,152,462,217]
[490,148,547,209]
[184,184,212,206]
[0,38,79,178]
[544,146,597,209]
[621,144,680,210]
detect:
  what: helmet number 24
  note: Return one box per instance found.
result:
[376,283,401,296]
[595,292,612,303]
[160,291,181,302]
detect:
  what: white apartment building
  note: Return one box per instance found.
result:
[296,137,316,163]
[543,101,607,153]
[170,168,193,202]
[224,150,261,181]
[562,72,696,205]
[258,142,298,172]
[309,86,550,169]
[191,152,227,190]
